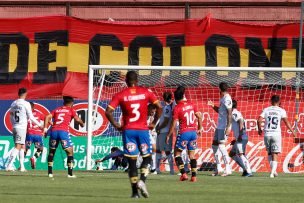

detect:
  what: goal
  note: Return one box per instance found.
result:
[87,65,304,173]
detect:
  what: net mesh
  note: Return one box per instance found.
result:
[91,67,304,173]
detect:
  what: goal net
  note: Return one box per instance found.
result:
[87,65,304,173]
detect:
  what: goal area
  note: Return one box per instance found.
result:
[87,65,304,173]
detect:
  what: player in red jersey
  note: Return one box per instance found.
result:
[105,71,162,198]
[25,102,46,169]
[166,87,202,182]
[44,96,84,178]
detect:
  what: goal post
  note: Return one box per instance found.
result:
[87,65,304,173]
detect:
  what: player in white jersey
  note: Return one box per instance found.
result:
[147,104,157,173]
[208,82,232,176]
[6,88,43,172]
[257,95,296,178]
[229,100,252,177]
[155,92,174,175]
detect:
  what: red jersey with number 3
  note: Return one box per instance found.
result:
[108,87,158,130]
[51,106,77,132]
[27,110,44,136]
[173,101,198,134]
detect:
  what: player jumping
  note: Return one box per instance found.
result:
[229,100,252,177]
[105,71,162,198]
[25,102,46,169]
[208,82,232,176]
[257,95,296,178]
[6,88,43,172]
[44,96,84,178]
[166,87,202,182]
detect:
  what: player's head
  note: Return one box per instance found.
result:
[63,96,74,106]
[174,88,184,103]
[232,99,237,109]
[163,92,172,104]
[271,95,280,105]
[148,104,156,116]
[111,147,119,153]
[125,71,138,87]
[30,102,35,110]
[176,86,185,94]
[18,87,27,98]
[219,82,229,93]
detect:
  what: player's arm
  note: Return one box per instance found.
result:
[257,116,264,135]
[282,117,296,137]
[74,115,84,127]
[195,112,202,136]
[166,119,178,144]
[26,103,43,129]
[44,113,53,136]
[225,108,232,135]
[150,101,162,130]
[105,107,121,131]
[207,100,219,113]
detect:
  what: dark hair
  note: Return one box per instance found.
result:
[219,82,229,92]
[63,96,74,105]
[30,102,35,108]
[176,86,185,94]
[271,95,280,104]
[148,103,156,112]
[232,99,237,109]
[163,92,172,103]
[111,147,119,152]
[125,71,138,86]
[18,88,27,96]
[174,88,184,102]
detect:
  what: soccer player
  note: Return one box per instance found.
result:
[6,88,43,172]
[105,71,162,198]
[44,96,84,178]
[166,87,202,182]
[257,95,296,178]
[155,92,174,175]
[229,100,252,177]
[147,104,157,173]
[95,147,128,170]
[208,82,232,176]
[25,102,46,169]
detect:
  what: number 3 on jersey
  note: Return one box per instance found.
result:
[184,110,195,125]
[130,103,140,122]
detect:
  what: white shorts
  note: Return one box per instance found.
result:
[156,132,172,152]
[150,133,156,145]
[213,129,227,143]
[264,135,282,154]
[230,139,248,155]
[13,127,27,144]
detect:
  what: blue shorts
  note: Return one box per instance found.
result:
[122,129,151,157]
[26,134,44,149]
[175,131,197,151]
[49,130,73,149]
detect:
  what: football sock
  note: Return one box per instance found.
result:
[151,152,156,170]
[128,158,138,194]
[6,148,18,169]
[140,156,152,182]
[212,145,221,172]
[271,161,278,175]
[67,156,74,176]
[240,155,252,173]
[190,159,197,177]
[19,149,25,169]
[155,153,162,172]
[175,156,185,174]
[232,155,246,171]
[48,154,54,174]
[219,144,231,174]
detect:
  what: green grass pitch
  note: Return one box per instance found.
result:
[0,170,303,203]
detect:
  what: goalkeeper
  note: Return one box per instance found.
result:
[95,147,128,170]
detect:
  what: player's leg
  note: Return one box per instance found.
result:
[30,135,44,169]
[270,135,281,178]
[174,133,188,181]
[150,137,157,173]
[239,139,252,175]
[8,128,27,171]
[59,130,75,177]
[138,130,152,198]
[19,144,26,171]
[229,143,246,173]
[155,132,166,174]
[164,133,174,175]
[264,135,273,175]
[48,130,59,177]
[122,130,140,198]
[217,129,231,176]
[187,131,198,182]
[212,129,222,175]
